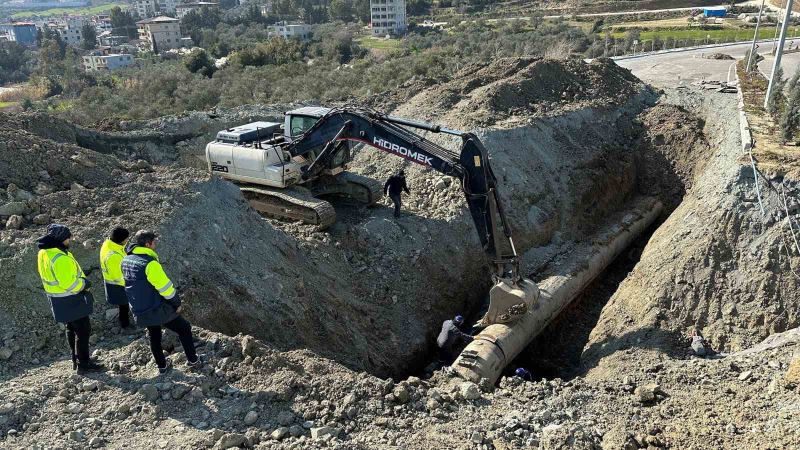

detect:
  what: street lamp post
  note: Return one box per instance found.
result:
[747,0,766,72]
[765,0,795,109]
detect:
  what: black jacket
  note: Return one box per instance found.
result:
[437,320,473,350]
[384,175,410,197]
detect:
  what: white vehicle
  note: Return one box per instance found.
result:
[205,107,382,229]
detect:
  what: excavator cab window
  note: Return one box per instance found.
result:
[289,115,319,138]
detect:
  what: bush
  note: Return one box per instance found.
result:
[184,48,216,78]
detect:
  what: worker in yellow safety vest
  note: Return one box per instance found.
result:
[122,230,204,375]
[36,224,104,374]
[100,227,131,328]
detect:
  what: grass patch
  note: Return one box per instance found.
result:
[0,101,18,109]
[356,36,402,50]
[10,2,126,19]
[609,26,800,43]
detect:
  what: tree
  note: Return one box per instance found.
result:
[0,41,31,84]
[767,67,786,117]
[110,6,138,39]
[328,0,353,22]
[184,48,216,77]
[407,0,431,16]
[353,0,370,23]
[81,24,97,50]
[182,7,222,44]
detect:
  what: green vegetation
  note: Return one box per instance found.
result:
[0,101,17,109]
[355,36,402,50]
[609,26,800,43]
[10,2,127,19]
[0,41,32,85]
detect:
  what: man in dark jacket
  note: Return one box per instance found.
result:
[122,230,202,375]
[437,315,473,364]
[384,170,410,218]
[36,224,104,374]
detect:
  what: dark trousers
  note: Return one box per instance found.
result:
[390,194,402,218]
[438,346,455,365]
[118,303,130,328]
[66,316,91,365]
[146,316,197,368]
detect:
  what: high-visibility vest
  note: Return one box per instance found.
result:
[37,248,86,297]
[100,239,125,286]
[121,246,176,315]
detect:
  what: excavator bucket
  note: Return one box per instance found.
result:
[477,278,540,327]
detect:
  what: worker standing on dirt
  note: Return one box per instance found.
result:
[100,227,131,328]
[384,169,410,218]
[36,224,104,374]
[437,315,473,364]
[122,230,202,374]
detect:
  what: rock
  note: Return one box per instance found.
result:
[69,430,85,442]
[634,383,662,404]
[310,426,341,439]
[0,202,28,217]
[171,384,191,400]
[691,335,708,356]
[738,370,752,381]
[243,411,258,426]
[302,420,314,429]
[277,411,295,426]
[434,179,448,191]
[80,380,100,392]
[71,153,97,167]
[0,403,13,415]
[460,382,481,400]
[105,309,119,321]
[784,357,800,386]
[0,347,12,360]
[65,402,83,414]
[288,425,304,437]
[5,215,23,229]
[139,384,159,402]
[89,437,105,448]
[215,433,247,449]
[34,183,53,196]
[426,398,441,411]
[241,335,259,357]
[470,431,484,444]
[271,427,289,440]
[32,213,50,225]
[71,182,86,191]
[392,383,410,404]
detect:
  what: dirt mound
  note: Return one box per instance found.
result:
[584,90,800,366]
[703,53,735,60]
[383,57,642,129]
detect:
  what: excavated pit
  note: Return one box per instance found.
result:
[3,58,724,382]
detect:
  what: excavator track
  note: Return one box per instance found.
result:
[240,186,336,230]
[311,172,384,205]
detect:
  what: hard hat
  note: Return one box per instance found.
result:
[515,367,528,377]
[453,315,464,325]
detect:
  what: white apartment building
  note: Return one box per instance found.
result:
[370,0,406,36]
[82,53,134,72]
[134,0,179,19]
[137,16,182,53]
[176,2,218,20]
[267,22,314,40]
[55,17,88,46]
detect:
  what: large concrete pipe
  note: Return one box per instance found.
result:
[453,197,664,384]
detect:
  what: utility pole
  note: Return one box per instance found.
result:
[765,0,794,109]
[747,0,766,72]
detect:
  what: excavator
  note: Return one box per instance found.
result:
[206,105,539,325]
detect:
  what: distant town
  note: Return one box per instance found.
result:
[1,0,409,73]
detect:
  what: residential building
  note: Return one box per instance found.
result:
[137,16,182,53]
[267,22,314,41]
[370,0,406,36]
[56,19,86,46]
[176,2,218,20]
[82,52,134,72]
[97,31,129,47]
[134,0,159,18]
[0,22,37,46]
[158,0,179,15]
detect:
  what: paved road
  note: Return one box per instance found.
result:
[617,39,800,87]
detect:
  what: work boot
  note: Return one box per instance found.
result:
[158,360,172,376]
[72,355,78,371]
[76,360,105,375]
[187,354,205,368]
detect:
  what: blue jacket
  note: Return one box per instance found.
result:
[122,244,181,327]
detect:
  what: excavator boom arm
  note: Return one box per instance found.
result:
[287,107,520,279]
